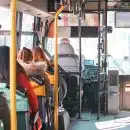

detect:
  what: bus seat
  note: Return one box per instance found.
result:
[0,94,10,130]
[30,80,46,97]
[58,43,79,73]
[58,42,83,116]
[29,75,46,97]
[59,43,75,55]
[46,72,54,85]
[0,83,30,130]
[29,76,51,125]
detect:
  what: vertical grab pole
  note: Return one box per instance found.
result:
[54,5,64,130]
[104,0,108,115]
[97,0,101,120]
[77,9,82,119]
[10,0,17,130]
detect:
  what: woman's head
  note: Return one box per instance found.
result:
[32,47,46,62]
[17,47,33,63]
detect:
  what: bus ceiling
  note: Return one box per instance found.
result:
[0,0,52,18]
[0,0,130,17]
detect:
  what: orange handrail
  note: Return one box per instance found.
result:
[10,0,17,130]
[54,5,65,130]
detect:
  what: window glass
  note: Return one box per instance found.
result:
[46,38,98,64]
[0,7,11,30]
[21,35,33,49]
[68,38,98,62]
[0,35,10,46]
[22,13,34,32]
[47,12,130,75]
[107,11,130,75]
[46,38,54,56]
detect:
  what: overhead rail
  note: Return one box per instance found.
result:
[103,0,108,115]
[78,7,82,119]
[97,0,101,120]
[52,0,130,13]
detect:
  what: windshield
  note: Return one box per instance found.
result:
[46,12,130,75]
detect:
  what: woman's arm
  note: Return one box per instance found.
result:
[46,59,53,67]
[18,60,36,74]
[17,73,38,112]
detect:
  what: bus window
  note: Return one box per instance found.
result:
[20,35,33,49]
[107,11,130,74]
[46,38,54,55]
[0,7,10,46]
[22,13,34,32]
[0,7,11,30]
[0,35,10,46]
[46,37,98,64]
[21,13,34,49]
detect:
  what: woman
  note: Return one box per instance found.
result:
[0,46,42,130]
[17,47,38,74]
[17,47,51,126]
[17,47,47,74]
[18,47,50,98]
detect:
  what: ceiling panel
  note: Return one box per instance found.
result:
[17,1,52,18]
[0,0,52,18]
[20,0,48,12]
[0,0,10,7]
[0,0,129,18]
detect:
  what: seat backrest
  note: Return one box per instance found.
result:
[0,94,10,130]
[58,43,79,73]
[59,43,75,55]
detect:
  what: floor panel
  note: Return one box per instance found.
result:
[68,111,130,130]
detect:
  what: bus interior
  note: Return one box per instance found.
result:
[1,0,130,130]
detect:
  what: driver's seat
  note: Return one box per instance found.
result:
[58,42,79,73]
[58,38,81,116]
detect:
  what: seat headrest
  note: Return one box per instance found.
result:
[58,43,75,54]
[60,38,70,44]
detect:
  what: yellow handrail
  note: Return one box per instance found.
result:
[54,5,65,130]
[10,0,17,130]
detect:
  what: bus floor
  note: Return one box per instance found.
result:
[68,111,130,130]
